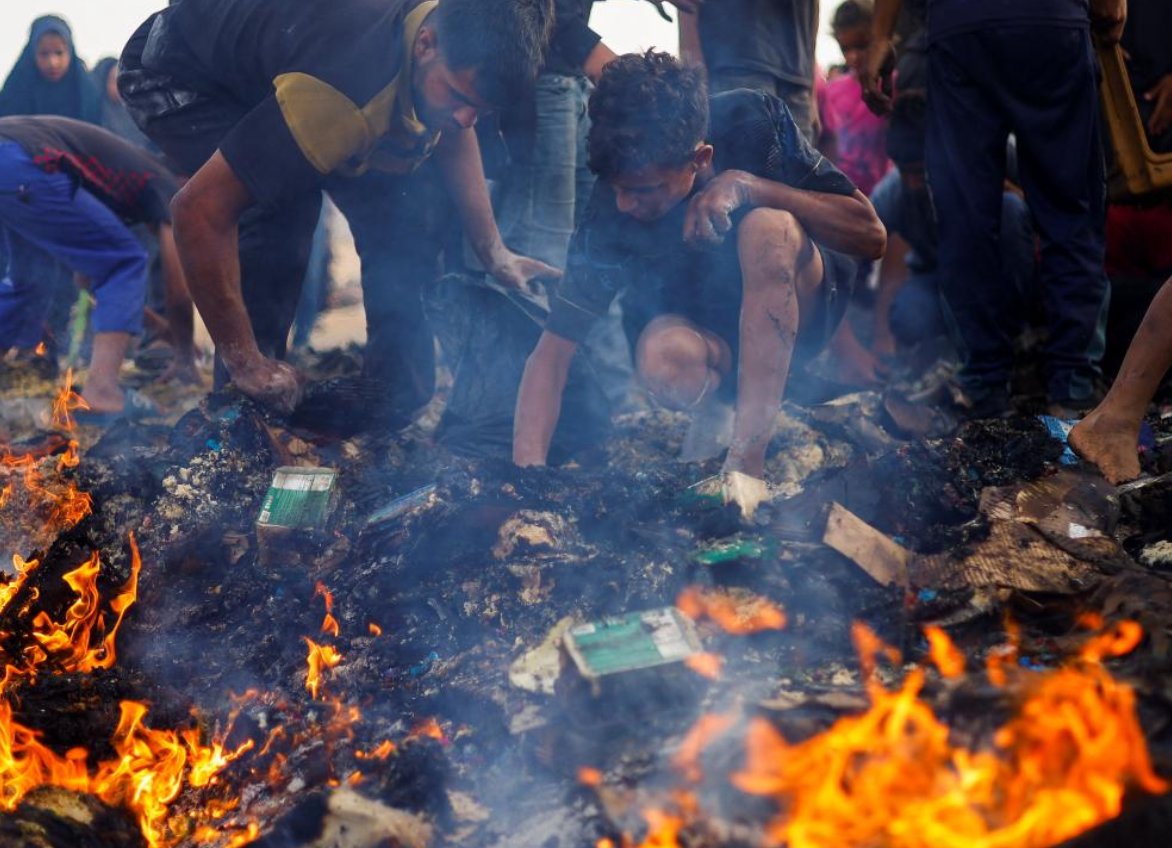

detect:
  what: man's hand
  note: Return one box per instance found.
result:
[684,170,753,244]
[860,36,895,116]
[488,249,563,293]
[230,356,304,414]
[1146,74,1172,138]
[1090,0,1127,46]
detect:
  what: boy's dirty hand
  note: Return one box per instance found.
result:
[231,357,304,415]
[684,170,752,245]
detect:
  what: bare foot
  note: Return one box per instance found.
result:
[828,322,889,387]
[1069,411,1142,485]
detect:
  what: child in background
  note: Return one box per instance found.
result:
[817,1,890,197]
[0,16,101,122]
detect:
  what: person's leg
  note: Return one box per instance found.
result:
[1070,278,1172,483]
[925,33,1015,411]
[998,25,1109,409]
[636,315,734,409]
[291,198,332,350]
[2,180,148,411]
[329,167,449,424]
[731,208,824,476]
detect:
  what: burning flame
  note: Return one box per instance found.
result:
[0,541,252,848]
[407,717,446,744]
[594,621,1167,848]
[25,539,141,674]
[356,739,396,761]
[304,638,343,699]
[50,369,90,432]
[315,581,340,637]
[676,587,786,635]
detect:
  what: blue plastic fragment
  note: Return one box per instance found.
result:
[206,438,222,452]
[409,651,440,677]
[1018,657,1046,671]
[917,589,938,602]
[1037,415,1079,466]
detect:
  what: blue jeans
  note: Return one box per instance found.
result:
[871,169,1038,347]
[0,142,146,350]
[926,25,1109,403]
[498,73,633,404]
[497,73,594,269]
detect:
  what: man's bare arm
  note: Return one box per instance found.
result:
[171,151,302,410]
[513,330,578,466]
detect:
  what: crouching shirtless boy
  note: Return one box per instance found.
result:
[513,52,885,481]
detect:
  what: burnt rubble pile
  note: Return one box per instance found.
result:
[2,379,1172,847]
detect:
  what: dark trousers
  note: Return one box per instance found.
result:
[926,24,1109,404]
[119,15,448,422]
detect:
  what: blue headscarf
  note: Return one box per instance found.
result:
[0,15,102,123]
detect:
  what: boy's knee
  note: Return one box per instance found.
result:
[636,321,713,409]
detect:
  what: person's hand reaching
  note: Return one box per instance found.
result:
[231,356,304,414]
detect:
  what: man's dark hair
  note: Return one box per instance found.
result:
[433,0,553,106]
[587,51,708,179]
[831,0,872,33]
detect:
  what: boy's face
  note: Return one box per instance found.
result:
[609,146,713,223]
[834,25,871,76]
[413,25,491,132]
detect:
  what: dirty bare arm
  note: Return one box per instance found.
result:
[171,151,301,410]
[513,331,578,466]
[434,127,561,289]
[686,170,886,259]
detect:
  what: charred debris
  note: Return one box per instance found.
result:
[1,358,1172,848]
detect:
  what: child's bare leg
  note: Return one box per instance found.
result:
[725,208,823,478]
[1070,278,1172,484]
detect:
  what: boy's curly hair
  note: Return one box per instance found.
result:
[587,51,708,179]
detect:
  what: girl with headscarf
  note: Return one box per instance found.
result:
[0,15,102,122]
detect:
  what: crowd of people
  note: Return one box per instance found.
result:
[0,0,1168,490]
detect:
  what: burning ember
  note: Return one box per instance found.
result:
[595,620,1168,848]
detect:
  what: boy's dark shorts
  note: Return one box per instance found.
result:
[620,238,857,367]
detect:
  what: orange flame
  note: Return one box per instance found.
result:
[579,766,604,787]
[407,717,446,744]
[683,652,723,680]
[672,713,736,784]
[368,622,382,637]
[925,625,966,679]
[726,623,1167,848]
[304,638,343,700]
[34,342,47,357]
[25,538,141,674]
[50,369,89,432]
[356,739,396,761]
[676,587,786,635]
